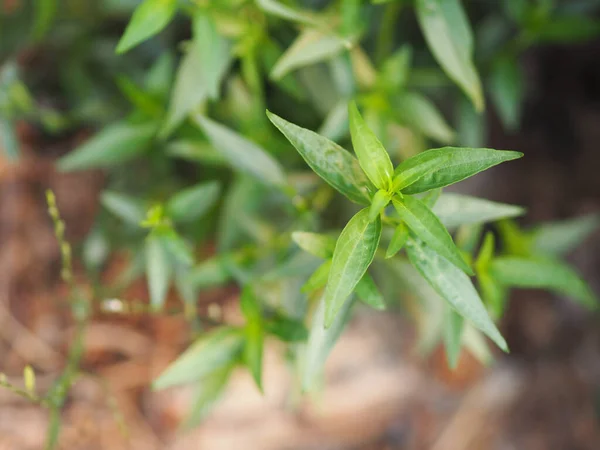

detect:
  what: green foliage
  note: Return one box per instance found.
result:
[2,0,599,438]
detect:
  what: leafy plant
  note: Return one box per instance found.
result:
[1,0,599,438]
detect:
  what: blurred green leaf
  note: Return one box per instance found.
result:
[292,232,336,259]
[271,29,348,80]
[355,273,386,310]
[386,222,409,258]
[146,233,172,310]
[116,76,163,118]
[257,0,323,27]
[116,0,178,54]
[145,52,175,98]
[490,256,597,308]
[406,237,508,352]
[153,327,244,390]
[195,115,287,187]
[432,193,525,230]
[57,121,155,171]
[183,365,234,429]
[490,56,523,132]
[166,181,221,224]
[379,46,412,92]
[302,259,332,293]
[415,0,483,110]
[265,316,308,342]
[391,92,455,143]
[393,196,473,274]
[267,111,374,204]
[101,191,147,227]
[0,118,19,161]
[531,214,600,257]
[318,100,349,142]
[325,208,381,327]
[534,17,600,43]
[393,147,523,195]
[166,140,228,166]
[32,0,57,41]
[302,294,354,391]
[244,319,264,391]
[192,12,232,100]
[348,101,394,190]
[443,308,464,369]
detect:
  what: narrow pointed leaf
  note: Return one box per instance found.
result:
[490,257,597,308]
[369,190,391,222]
[195,115,286,187]
[271,29,347,80]
[355,273,386,310]
[432,193,525,229]
[183,365,234,429]
[406,237,508,352]
[302,295,355,391]
[166,181,221,224]
[490,55,523,132]
[58,122,155,171]
[531,214,600,257]
[444,308,464,369]
[302,259,332,293]
[267,111,374,204]
[324,208,381,327]
[291,232,336,259]
[393,147,523,194]
[415,0,483,110]
[257,0,322,27]
[244,320,264,391]
[153,327,244,390]
[101,191,146,227]
[116,0,178,54]
[393,196,473,274]
[146,233,172,310]
[348,101,394,190]
[386,222,409,258]
[391,92,455,143]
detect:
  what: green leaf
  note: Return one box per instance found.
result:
[166,140,228,166]
[194,115,286,187]
[265,316,308,342]
[406,237,508,352]
[244,320,264,391]
[478,271,507,318]
[183,365,234,429]
[57,121,155,171]
[379,46,412,92]
[391,92,455,143]
[116,0,178,54]
[324,208,381,327]
[386,222,409,259]
[166,181,221,224]
[161,229,195,267]
[116,75,163,118]
[490,257,597,308]
[531,214,600,257]
[291,232,336,259]
[302,259,332,293]
[393,196,473,275]
[432,193,525,230]
[146,233,172,310]
[240,286,262,321]
[161,45,208,137]
[0,118,19,161]
[348,101,394,190]
[271,29,347,80]
[302,294,355,391]
[355,273,386,310]
[369,190,391,222]
[267,111,374,204]
[443,308,464,369]
[153,327,244,390]
[145,52,175,97]
[534,17,600,44]
[393,147,523,195]
[257,0,322,27]
[192,12,232,100]
[318,100,349,142]
[31,0,57,42]
[415,0,483,110]
[101,191,147,227]
[490,56,523,132]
